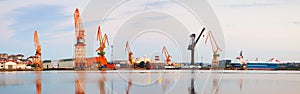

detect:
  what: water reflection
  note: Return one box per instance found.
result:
[189,69,196,94]
[158,72,170,93]
[99,71,106,94]
[212,78,219,94]
[239,78,243,91]
[126,79,132,94]
[35,71,41,94]
[75,71,86,94]
[1,70,300,94]
[161,78,169,93]
[209,72,220,94]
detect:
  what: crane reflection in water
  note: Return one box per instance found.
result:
[99,71,106,94]
[35,71,41,94]
[189,69,196,94]
[75,71,86,94]
[0,70,295,94]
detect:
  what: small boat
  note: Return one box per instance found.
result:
[164,65,181,69]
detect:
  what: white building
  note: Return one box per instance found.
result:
[4,61,17,70]
[0,63,4,69]
[16,64,27,70]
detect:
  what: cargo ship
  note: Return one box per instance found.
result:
[247,61,279,70]
[230,61,279,70]
[230,51,280,70]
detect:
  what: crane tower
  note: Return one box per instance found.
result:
[74,8,87,70]
[33,30,42,70]
[188,28,205,65]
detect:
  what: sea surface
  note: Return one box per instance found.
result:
[1,70,300,94]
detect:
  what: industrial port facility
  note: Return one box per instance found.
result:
[1,1,300,94]
[0,8,299,71]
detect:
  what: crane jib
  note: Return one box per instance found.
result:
[195,28,205,45]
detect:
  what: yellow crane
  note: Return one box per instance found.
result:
[33,30,42,70]
[205,31,222,69]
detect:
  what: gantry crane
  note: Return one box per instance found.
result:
[33,30,42,70]
[96,26,110,67]
[205,31,222,69]
[188,28,206,65]
[125,41,136,67]
[162,46,172,65]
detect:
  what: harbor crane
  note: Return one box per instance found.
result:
[96,26,110,67]
[205,31,222,68]
[33,30,42,70]
[125,41,136,67]
[188,28,206,65]
[162,46,172,65]
[74,8,87,70]
[236,51,247,70]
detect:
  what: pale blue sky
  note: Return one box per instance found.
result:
[0,0,299,62]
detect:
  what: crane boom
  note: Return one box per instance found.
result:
[125,41,131,53]
[34,30,41,55]
[205,31,222,53]
[195,28,206,45]
[96,26,109,53]
[205,31,222,68]
[74,8,83,31]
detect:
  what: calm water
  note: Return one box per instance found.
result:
[1,70,300,94]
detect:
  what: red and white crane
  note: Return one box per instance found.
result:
[162,46,172,65]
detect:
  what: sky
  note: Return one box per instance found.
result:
[0,0,299,62]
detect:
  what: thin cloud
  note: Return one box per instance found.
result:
[0,17,15,41]
[292,21,300,25]
[144,0,171,7]
[0,0,87,59]
[224,2,275,8]
[0,0,86,41]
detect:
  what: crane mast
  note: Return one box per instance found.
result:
[33,30,42,70]
[205,31,222,68]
